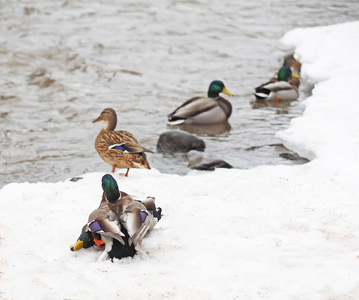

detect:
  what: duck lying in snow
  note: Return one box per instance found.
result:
[70,174,162,262]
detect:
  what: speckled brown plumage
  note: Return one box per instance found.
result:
[93,108,153,176]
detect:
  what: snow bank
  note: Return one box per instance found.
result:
[1,21,359,299]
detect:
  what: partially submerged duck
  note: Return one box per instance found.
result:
[93,108,153,177]
[254,66,299,102]
[167,80,233,125]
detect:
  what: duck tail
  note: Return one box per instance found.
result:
[254,87,271,100]
[167,118,186,126]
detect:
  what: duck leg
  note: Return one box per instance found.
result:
[125,168,130,177]
[112,165,116,173]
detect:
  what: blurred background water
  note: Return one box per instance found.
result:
[1,0,359,187]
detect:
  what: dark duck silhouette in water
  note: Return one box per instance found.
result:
[93,108,153,177]
[167,80,233,125]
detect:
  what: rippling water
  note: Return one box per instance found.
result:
[1,0,358,187]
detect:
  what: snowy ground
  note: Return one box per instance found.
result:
[1,21,359,299]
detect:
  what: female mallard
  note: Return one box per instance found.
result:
[93,108,153,177]
[167,80,233,125]
[254,66,299,102]
[283,54,301,86]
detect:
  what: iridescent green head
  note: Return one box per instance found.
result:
[207,80,233,98]
[277,66,292,82]
[102,174,121,203]
[70,231,94,251]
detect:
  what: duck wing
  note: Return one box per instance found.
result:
[109,142,154,154]
[263,81,295,92]
[168,97,218,120]
[135,196,162,228]
[137,196,156,211]
[119,201,154,247]
[255,81,273,93]
[101,130,139,145]
[87,208,126,245]
[254,81,295,99]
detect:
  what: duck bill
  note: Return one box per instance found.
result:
[70,240,84,251]
[222,87,233,96]
[293,60,301,67]
[291,73,300,79]
[92,116,102,123]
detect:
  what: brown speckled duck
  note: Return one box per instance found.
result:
[283,54,301,86]
[93,108,153,177]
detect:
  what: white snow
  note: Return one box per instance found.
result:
[1,21,359,299]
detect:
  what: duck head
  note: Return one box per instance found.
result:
[102,174,121,203]
[277,67,294,82]
[207,80,233,98]
[70,231,95,251]
[92,108,117,131]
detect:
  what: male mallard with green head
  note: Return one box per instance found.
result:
[101,174,160,249]
[70,174,162,261]
[93,108,153,177]
[167,80,233,125]
[70,196,128,262]
[254,66,299,102]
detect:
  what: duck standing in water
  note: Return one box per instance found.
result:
[93,108,153,177]
[167,80,233,125]
[254,66,299,102]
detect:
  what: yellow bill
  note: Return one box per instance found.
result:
[222,87,233,96]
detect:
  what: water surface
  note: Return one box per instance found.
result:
[1,0,358,186]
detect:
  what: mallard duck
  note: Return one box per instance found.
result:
[167,80,233,125]
[254,66,299,102]
[70,190,137,261]
[70,199,128,261]
[71,174,162,261]
[101,174,160,248]
[283,54,301,84]
[93,108,154,177]
[268,54,301,86]
[70,224,137,262]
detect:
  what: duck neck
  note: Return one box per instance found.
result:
[104,115,117,131]
[207,91,220,99]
